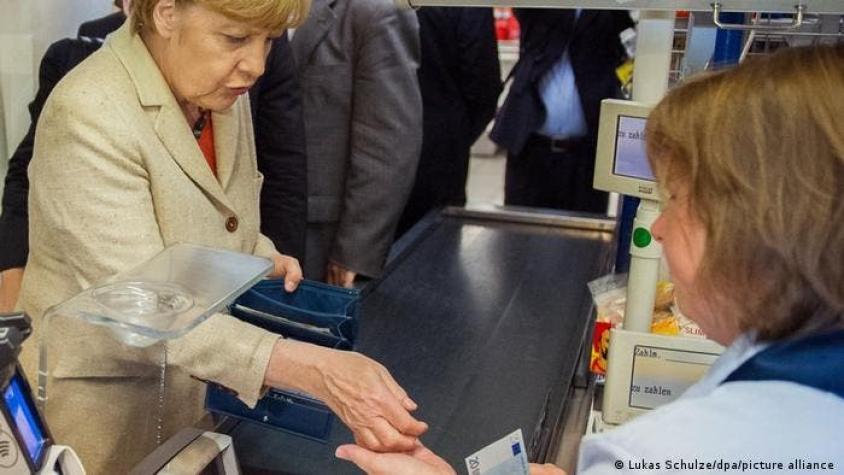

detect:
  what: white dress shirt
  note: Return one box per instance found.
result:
[537,9,587,140]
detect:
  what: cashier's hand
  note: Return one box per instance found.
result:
[268,252,302,292]
[530,463,567,475]
[336,441,455,475]
[326,260,356,288]
[265,339,428,451]
[335,445,568,475]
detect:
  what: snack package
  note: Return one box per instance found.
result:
[674,306,707,338]
[587,273,628,327]
[588,274,704,375]
[588,274,627,376]
[651,281,680,336]
[651,310,680,335]
[590,321,613,375]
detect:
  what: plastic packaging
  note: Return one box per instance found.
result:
[588,273,705,376]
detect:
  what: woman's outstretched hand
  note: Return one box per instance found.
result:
[264,339,428,452]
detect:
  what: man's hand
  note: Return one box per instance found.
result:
[0,268,24,312]
[326,260,356,288]
[264,339,427,452]
[336,442,456,475]
[268,252,302,292]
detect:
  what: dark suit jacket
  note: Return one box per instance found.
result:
[291,0,422,279]
[250,34,308,260]
[0,18,308,271]
[0,38,100,271]
[77,11,126,39]
[397,6,501,237]
[490,9,633,155]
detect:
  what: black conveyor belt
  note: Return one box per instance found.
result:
[231,210,613,474]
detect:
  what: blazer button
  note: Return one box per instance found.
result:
[225,216,239,233]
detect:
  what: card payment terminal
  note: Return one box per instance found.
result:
[0,312,84,475]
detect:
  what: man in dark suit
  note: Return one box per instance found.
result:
[249,34,308,261]
[490,9,633,214]
[396,6,502,238]
[0,10,307,310]
[78,0,126,40]
[291,0,422,286]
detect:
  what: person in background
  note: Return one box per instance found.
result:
[290,0,422,287]
[0,39,103,313]
[334,44,844,475]
[78,0,127,40]
[0,0,308,312]
[0,1,135,313]
[249,32,309,261]
[20,0,427,471]
[490,9,632,214]
[395,6,502,238]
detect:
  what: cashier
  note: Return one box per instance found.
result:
[334,44,844,474]
[18,0,426,472]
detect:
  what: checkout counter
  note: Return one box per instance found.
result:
[220,3,838,468]
[228,208,614,473]
[22,216,611,474]
[16,3,839,473]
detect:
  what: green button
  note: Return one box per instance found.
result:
[633,227,652,248]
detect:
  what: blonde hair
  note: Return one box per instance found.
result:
[646,45,844,341]
[130,0,309,34]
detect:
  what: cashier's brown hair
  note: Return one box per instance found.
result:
[645,44,844,341]
[130,0,309,35]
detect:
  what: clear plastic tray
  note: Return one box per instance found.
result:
[44,244,273,347]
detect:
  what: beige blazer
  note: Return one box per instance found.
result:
[20,23,280,474]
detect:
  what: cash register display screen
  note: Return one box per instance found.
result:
[3,373,48,465]
[613,115,655,181]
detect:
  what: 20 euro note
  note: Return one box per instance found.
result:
[464,429,529,475]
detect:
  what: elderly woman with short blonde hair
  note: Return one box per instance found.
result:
[21,0,426,472]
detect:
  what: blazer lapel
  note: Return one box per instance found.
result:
[290,0,337,66]
[107,22,233,210]
[212,106,238,191]
[152,105,230,205]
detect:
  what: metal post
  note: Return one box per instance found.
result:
[621,10,673,333]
